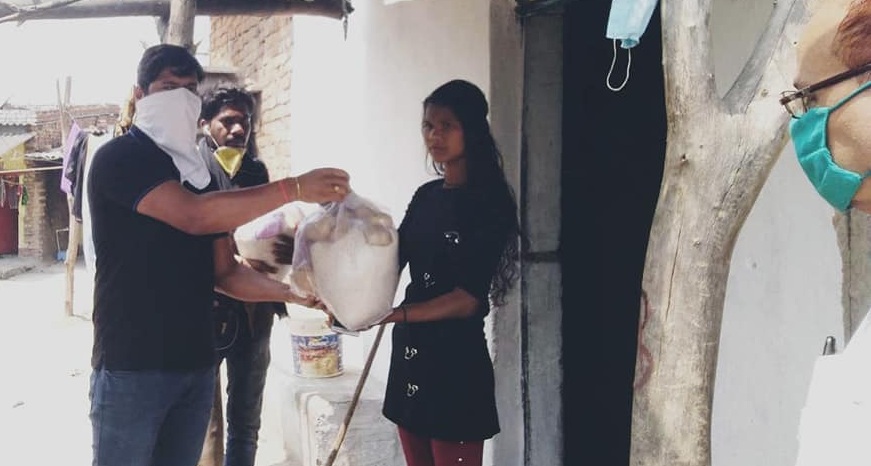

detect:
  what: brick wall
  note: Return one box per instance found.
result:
[30,104,120,152]
[17,169,63,260]
[210,16,294,179]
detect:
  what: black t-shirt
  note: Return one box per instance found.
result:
[88,126,221,371]
[197,139,286,332]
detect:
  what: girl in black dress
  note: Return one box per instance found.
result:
[378,79,522,466]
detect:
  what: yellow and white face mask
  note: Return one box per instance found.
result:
[213,145,245,178]
[203,128,247,178]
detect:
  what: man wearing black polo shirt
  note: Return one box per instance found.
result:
[86,44,350,466]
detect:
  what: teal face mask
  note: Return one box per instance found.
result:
[790,80,871,212]
[606,0,659,50]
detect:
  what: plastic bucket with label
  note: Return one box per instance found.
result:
[287,309,343,378]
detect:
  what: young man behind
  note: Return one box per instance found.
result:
[87,44,349,466]
[195,84,290,466]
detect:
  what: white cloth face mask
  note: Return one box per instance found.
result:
[134,87,211,189]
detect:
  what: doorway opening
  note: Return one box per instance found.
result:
[561,2,666,464]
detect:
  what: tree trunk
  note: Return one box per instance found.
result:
[629,0,814,464]
[0,0,350,24]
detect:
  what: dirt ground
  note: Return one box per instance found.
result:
[0,260,295,466]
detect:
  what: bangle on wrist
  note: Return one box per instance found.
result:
[279,178,292,203]
[294,177,302,201]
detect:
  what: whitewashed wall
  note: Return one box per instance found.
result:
[714,143,844,466]
[280,0,490,395]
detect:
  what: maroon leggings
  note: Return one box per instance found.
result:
[397,426,485,466]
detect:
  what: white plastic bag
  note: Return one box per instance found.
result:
[795,312,871,466]
[233,202,307,281]
[289,192,399,331]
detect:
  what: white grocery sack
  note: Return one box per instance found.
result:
[233,202,306,281]
[290,192,399,331]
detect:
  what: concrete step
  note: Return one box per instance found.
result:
[0,256,43,280]
[277,369,404,466]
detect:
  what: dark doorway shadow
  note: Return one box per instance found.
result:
[561,2,666,465]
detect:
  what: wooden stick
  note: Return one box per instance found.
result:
[0,0,83,24]
[324,323,386,466]
[0,0,351,24]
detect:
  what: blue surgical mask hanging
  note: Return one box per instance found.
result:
[605,0,659,92]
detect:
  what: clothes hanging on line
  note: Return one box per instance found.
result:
[80,130,112,275]
[60,121,83,195]
[64,128,111,221]
[0,177,22,209]
[60,113,118,197]
[3,181,22,210]
[18,184,26,208]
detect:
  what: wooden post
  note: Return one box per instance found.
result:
[0,0,351,24]
[58,76,80,319]
[57,78,70,145]
[165,0,196,49]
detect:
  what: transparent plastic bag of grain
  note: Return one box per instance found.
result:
[290,192,399,331]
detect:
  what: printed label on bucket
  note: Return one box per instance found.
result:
[291,333,343,378]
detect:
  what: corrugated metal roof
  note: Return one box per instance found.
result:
[0,128,30,137]
[0,133,35,156]
[0,109,37,126]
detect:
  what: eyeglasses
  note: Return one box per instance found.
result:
[780,62,871,118]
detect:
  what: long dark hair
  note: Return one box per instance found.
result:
[423,79,522,306]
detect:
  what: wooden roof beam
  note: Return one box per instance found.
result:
[0,0,352,24]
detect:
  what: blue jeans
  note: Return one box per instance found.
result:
[217,308,273,466]
[89,366,216,466]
